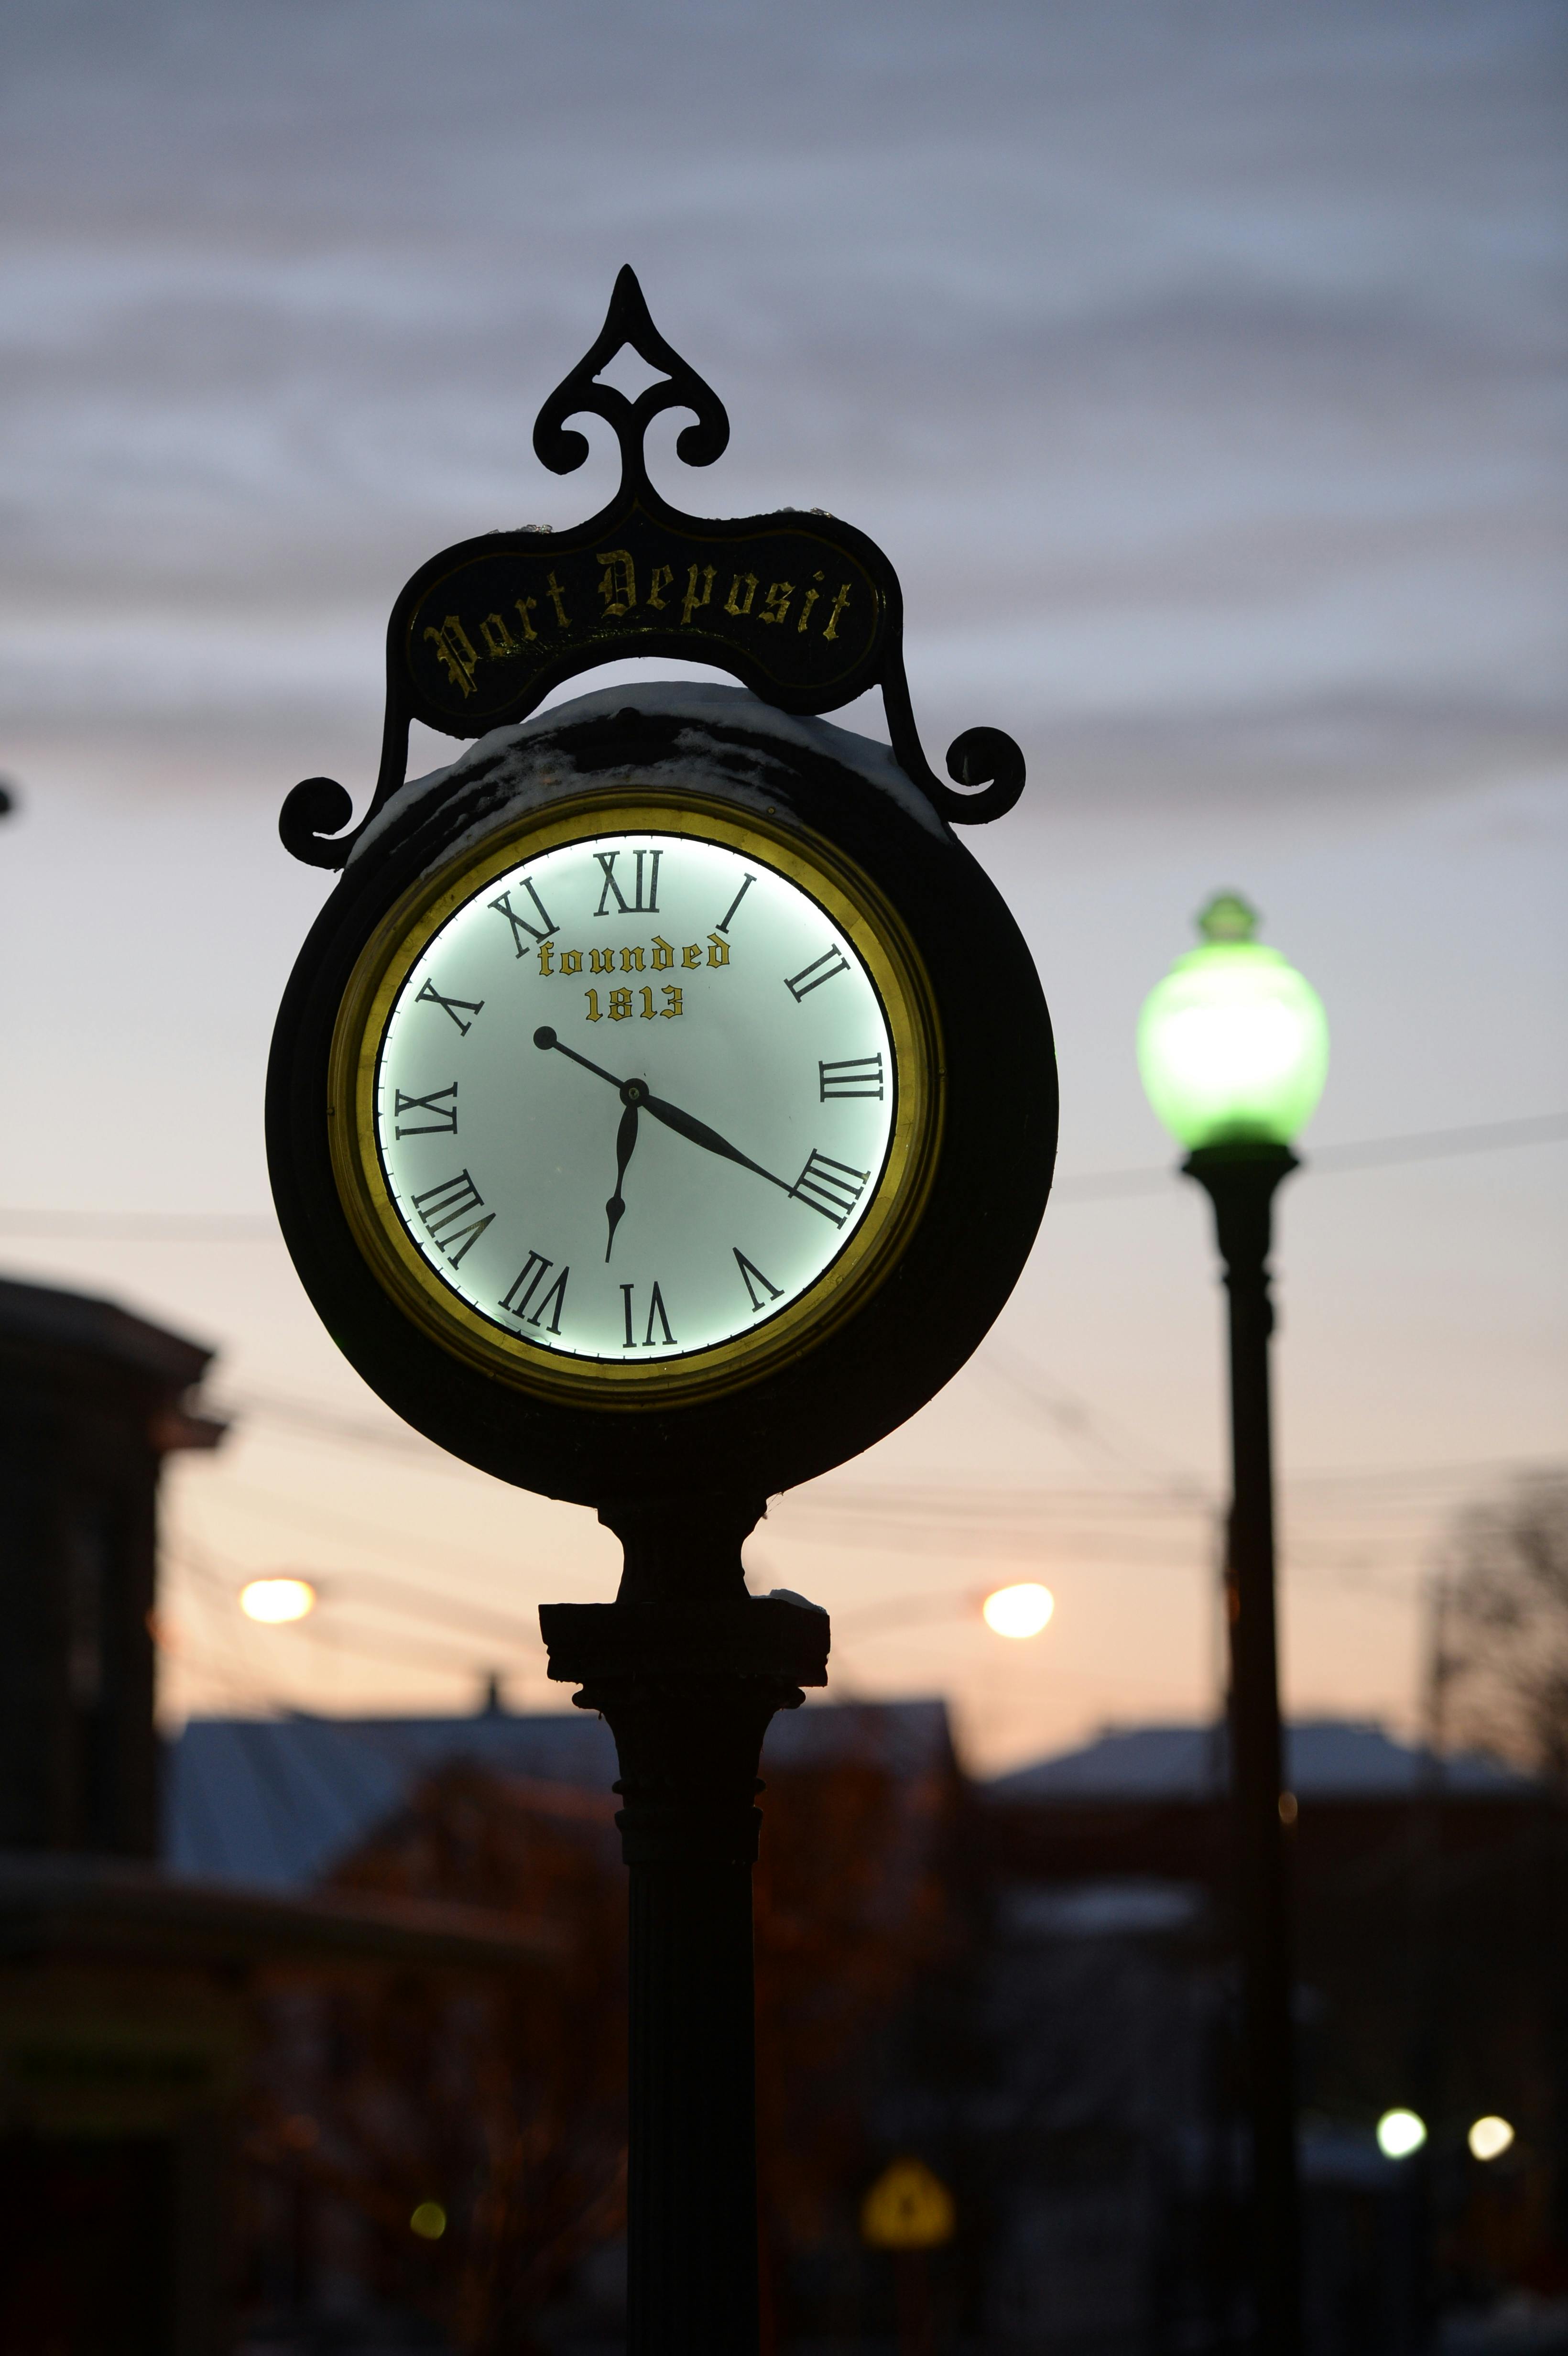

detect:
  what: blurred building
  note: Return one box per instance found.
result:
[165,1697,956,1894]
[0,1275,225,1854]
[163,1700,1568,2356]
[0,1278,564,2356]
[168,1700,971,2353]
[984,1720,1567,2356]
[4,1280,1562,2356]
[0,1856,550,2355]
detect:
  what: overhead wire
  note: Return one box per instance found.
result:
[158,1540,293,1712]
[172,1545,545,1658]
[976,1347,1210,1500]
[218,1389,456,1467]
[17,1102,1551,1654]
[209,1378,1528,1528]
[168,1434,1519,1649]
[273,1563,545,1650]
[138,1116,1552,1712]
[176,1471,551,1586]
[160,1488,1438,1729]
[1048,1109,1568,1202]
[152,1620,280,1712]
[0,1109,1562,1238]
[166,1542,536,1685]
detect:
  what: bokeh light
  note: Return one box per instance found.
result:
[982,1583,1055,1639]
[410,2201,447,2240]
[1376,2108,1427,2160]
[1469,2116,1515,2162]
[240,1577,317,1625]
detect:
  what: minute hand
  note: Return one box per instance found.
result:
[532,1028,791,1196]
[641,1092,792,1195]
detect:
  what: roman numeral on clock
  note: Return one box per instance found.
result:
[789,1149,869,1228]
[620,1281,676,1347]
[415,978,484,1035]
[392,1082,458,1137]
[410,1169,494,1264]
[784,946,850,1001]
[499,1249,569,1334]
[819,1054,884,1102]
[489,875,558,954]
[716,873,755,934]
[733,1248,783,1313]
[594,848,662,916]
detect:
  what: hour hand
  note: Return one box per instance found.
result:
[534,1026,623,1092]
[605,1097,641,1262]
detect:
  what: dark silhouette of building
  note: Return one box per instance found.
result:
[0,1277,559,2356]
[0,1275,224,1855]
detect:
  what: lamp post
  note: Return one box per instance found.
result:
[1138,891,1328,2355]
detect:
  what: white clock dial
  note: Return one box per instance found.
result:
[370,825,901,1365]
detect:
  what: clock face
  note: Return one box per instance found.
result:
[329,796,939,1403]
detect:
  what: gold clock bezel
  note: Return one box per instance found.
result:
[327,786,944,1409]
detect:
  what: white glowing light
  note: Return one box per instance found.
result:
[1376,2108,1427,2160]
[240,1578,317,1625]
[982,1583,1055,1639]
[1469,2116,1515,2162]
[1137,893,1328,1151]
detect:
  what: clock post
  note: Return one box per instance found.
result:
[267,270,1055,2356]
[543,1493,828,2347]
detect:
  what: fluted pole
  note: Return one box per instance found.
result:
[541,1493,829,2355]
[1186,1143,1302,2356]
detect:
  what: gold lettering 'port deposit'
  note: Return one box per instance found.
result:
[405,526,876,725]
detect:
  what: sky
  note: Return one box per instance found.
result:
[1,0,1564,1773]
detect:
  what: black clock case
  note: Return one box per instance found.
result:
[266,695,1057,1508]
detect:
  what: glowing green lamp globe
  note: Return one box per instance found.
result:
[1138,892,1328,1151]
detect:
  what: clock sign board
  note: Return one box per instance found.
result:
[267,268,1056,1513]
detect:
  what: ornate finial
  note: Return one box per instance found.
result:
[1198,891,1260,943]
[279,270,1028,867]
[533,265,730,494]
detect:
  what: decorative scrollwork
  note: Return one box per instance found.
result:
[943,724,1028,824]
[881,673,1027,827]
[280,775,357,869]
[279,267,1026,866]
[533,264,730,495]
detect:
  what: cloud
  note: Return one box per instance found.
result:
[0,0,1560,808]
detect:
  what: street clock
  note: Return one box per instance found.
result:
[269,269,1055,1509]
[266,265,1057,2356]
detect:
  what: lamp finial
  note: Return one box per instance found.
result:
[1198,890,1258,944]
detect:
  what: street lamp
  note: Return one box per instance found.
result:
[1139,891,1327,2356]
[981,1582,1055,1638]
[239,1576,317,1624]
